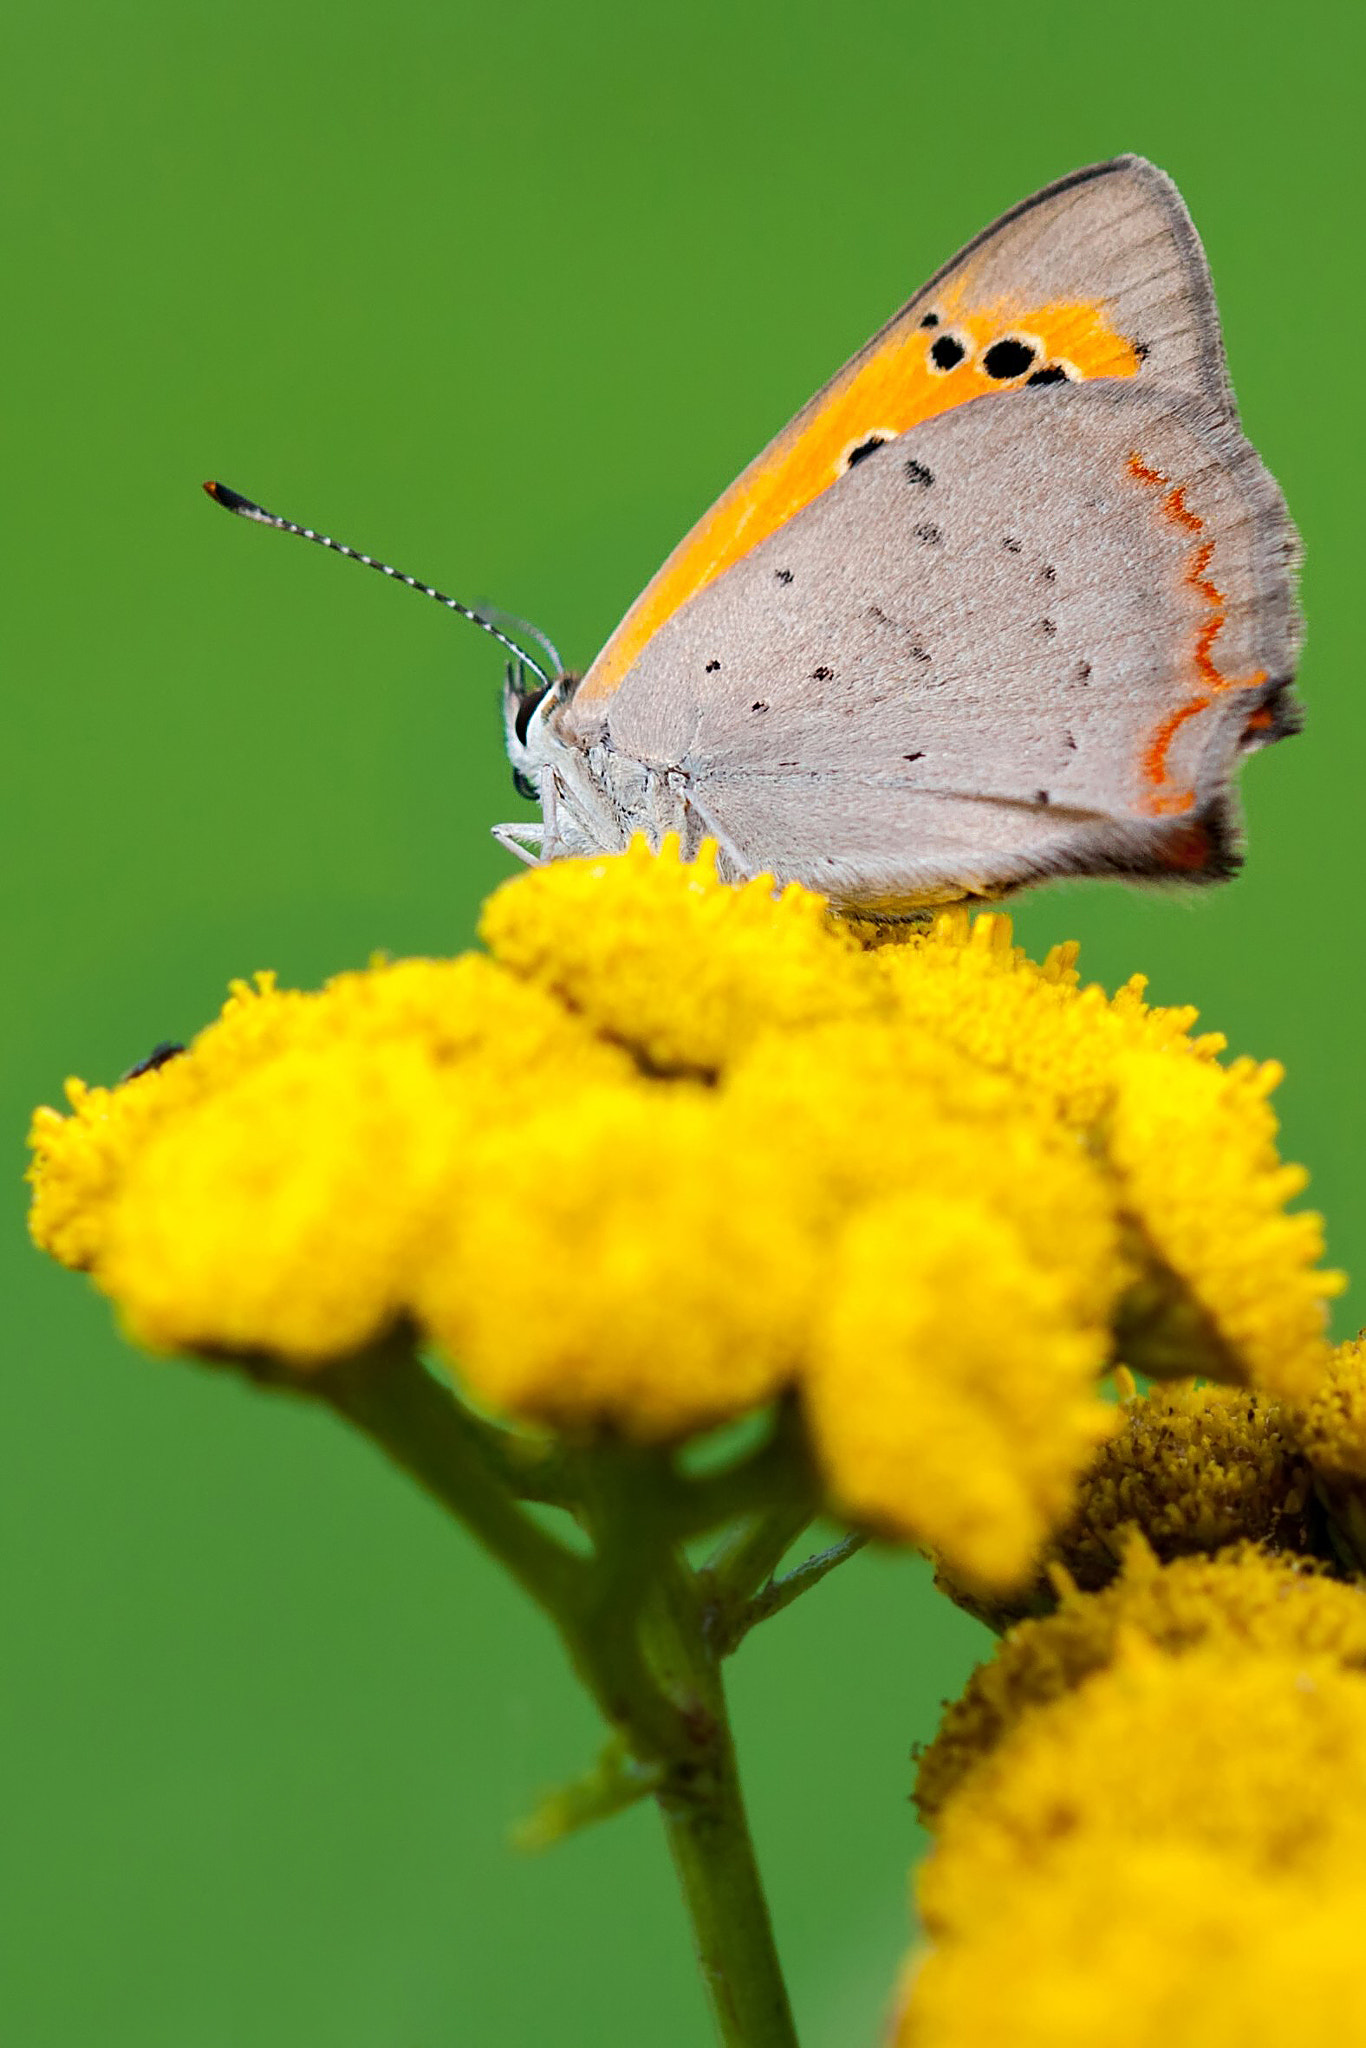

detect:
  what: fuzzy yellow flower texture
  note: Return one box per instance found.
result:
[27,838,1340,1593]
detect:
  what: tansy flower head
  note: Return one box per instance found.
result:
[916,1539,1366,1820]
[1297,1333,1366,1482]
[27,841,1342,1588]
[900,1846,1366,2048]
[1029,1377,1314,1607]
[919,1641,1366,1942]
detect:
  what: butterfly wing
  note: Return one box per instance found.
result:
[577,156,1232,711]
[564,379,1299,910]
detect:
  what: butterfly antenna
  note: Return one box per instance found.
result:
[471,605,565,680]
[202,480,554,687]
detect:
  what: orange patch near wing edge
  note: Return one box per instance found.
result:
[578,295,1140,706]
[1125,452,1266,815]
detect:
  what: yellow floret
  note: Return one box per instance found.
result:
[873,905,1225,1128]
[479,833,882,1074]
[806,1191,1117,1589]
[417,1080,814,1440]
[916,1540,1363,1820]
[1105,1052,1341,1401]
[899,1845,1366,2048]
[919,1643,1366,1941]
[1298,1333,1366,1481]
[30,956,633,1362]
[1040,1379,1313,1597]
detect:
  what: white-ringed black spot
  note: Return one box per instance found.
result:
[914,523,943,546]
[904,459,935,487]
[846,435,887,468]
[919,310,940,329]
[1026,363,1069,388]
[929,333,967,373]
[811,665,834,681]
[774,568,794,585]
[982,337,1036,380]
[704,658,721,672]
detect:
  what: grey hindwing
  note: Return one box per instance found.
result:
[564,380,1300,910]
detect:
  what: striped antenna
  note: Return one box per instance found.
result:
[202,480,554,687]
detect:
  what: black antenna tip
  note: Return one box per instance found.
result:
[203,480,257,516]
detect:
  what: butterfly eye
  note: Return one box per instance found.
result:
[513,680,552,745]
[927,331,969,373]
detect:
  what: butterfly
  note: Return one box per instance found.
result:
[208,155,1300,915]
[503,154,1301,911]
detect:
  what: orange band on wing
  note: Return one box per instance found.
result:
[1125,452,1267,815]
[579,296,1141,705]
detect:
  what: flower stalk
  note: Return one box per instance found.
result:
[314,1336,810,2047]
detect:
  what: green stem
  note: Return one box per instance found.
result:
[658,1675,800,2048]
[315,1344,802,2047]
[727,1532,867,1651]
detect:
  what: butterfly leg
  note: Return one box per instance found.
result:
[680,782,754,882]
[491,821,546,866]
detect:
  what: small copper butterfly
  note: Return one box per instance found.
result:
[208,155,1300,914]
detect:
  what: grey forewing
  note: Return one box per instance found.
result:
[564,381,1299,905]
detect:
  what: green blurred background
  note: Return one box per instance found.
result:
[3,2,1361,2040]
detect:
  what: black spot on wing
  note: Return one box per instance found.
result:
[1039,619,1058,637]
[904,459,935,487]
[774,568,793,585]
[1027,364,1069,387]
[811,665,834,681]
[846,436,886,468]
[930,333,966,372]
[914,524,943,546]
[1075,660,1092,683]
[903,751,925,762]
[982,337,1036,380]
[919,311,940,329]
[704,659,721,672]
[1002,536,1023,554]
[751,700,769,713]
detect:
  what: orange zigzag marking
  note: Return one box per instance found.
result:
[1125,452,1266,816]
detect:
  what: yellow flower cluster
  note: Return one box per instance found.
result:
[27,838,1338,1588]
[941,1376,1316,1627]
[901,1548,1366,2047]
